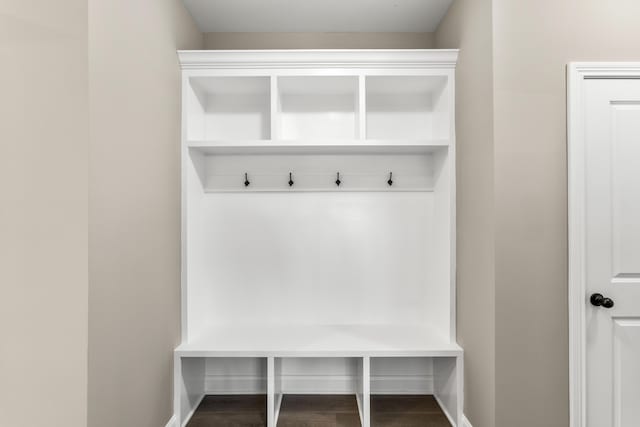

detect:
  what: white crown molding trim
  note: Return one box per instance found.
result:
[177,49,459,70]
[461,414,473,427]
[567,62,640,427]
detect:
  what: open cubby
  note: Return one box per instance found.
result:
[277,76,359,140]
[186,76,271,140]
[366,76,450,140]
[369,357,462,427]
[176,357,268,427]
[176,50,461,427]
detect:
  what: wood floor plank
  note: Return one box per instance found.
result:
[278,395,361,427]
[280,395,359,413]
[370,395,451,427]
[186,394,452,427]
[186,395,267,427]
[370,395,444,414]
[371,413,451,427]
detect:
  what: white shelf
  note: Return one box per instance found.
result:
[176,324,462,358]
[187,139,449,155]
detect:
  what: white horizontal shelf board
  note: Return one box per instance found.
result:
[187,139,449,155]
[176,324,462,357]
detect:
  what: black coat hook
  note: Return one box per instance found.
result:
[387,172,393,186]
[335,172,341,187]
[244,173,250,187]
[288,172,294,187]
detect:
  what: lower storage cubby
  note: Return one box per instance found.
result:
[175,357,268,427]
[369,357,462,427]
[175,354,462,427]
[272,357,366,426]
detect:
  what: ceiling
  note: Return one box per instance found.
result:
[183,0,454,33]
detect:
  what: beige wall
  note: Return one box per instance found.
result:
[438,0,640,426]
[0,2,89,427]
[435,2,495,427]
[204,32,435,49]
[87,1,202,426]
[493,1,640,426]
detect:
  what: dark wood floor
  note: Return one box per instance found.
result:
[186,395,267,427]
[370,396,451,427]
[186,394,451,427]
[277,395,360,427]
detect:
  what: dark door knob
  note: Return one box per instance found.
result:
[590,293,614,308]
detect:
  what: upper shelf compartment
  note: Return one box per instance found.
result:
[186,76,271,140]
[179,50,458,146]
[277,76,360,140]
[366,76,450,140]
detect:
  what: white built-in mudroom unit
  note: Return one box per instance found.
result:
[173,50,462,427]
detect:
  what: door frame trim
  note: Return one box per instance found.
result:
[568,62,640,427]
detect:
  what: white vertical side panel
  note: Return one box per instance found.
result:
[356,357,370,427]
[274,358,283,425]
[270,75,279,139]
[185,76,206,141]
[267,357,274,427]
[176,356,205,427]
[358,75,366,139]
[447,69,457,342]
[434,357,461,427]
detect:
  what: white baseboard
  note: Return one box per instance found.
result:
[164,415,177,427]
[461,414,473,427]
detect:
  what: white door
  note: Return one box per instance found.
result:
[582,77,640,427]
